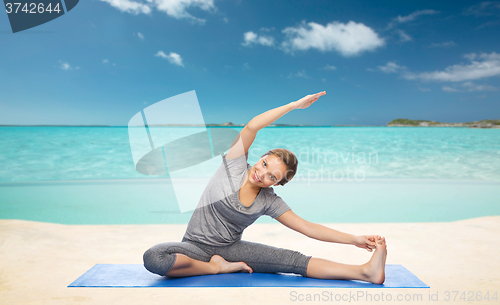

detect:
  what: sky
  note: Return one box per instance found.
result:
[0,0,499,126]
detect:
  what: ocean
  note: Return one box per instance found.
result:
[1,126,499,224]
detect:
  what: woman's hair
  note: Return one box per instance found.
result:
[261,148,298,186]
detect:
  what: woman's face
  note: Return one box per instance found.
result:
[249,154,287,187]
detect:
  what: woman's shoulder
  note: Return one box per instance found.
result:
[223,151,249,162]
[261,185,279,197]
[222,151,249,176]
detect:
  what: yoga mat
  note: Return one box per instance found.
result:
[68,264,429,288]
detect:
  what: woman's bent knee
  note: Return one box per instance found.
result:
[143,247,177,276]
[142,241,211,276]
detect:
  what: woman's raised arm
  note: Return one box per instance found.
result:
[225,91,326,159]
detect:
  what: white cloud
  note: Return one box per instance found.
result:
[103,59,116,66]
[396,30,412,42]
[395,9,439,23]
[404,52,500,82]
[418,87,431,92]
[99,0,151,14]
[442,86,459,92]
[442,81,498,92]
[259,27,275,32]
[61,62,71,70]
[464,2,500,17]
[137,32,144,39]
[387,9,439,29]
[98,0,215,24]
[59,61,79,70]
[242,62,251,70]
[155,51,184,67]
[321,64,337,71]
[430,41,456,48]
[463,53,477,61]
[153,0,215,24]
[461,81,497,91]
[287,70,310,79]
[378,61,406,73]
[242,31,275,47]
[281,21,384,56]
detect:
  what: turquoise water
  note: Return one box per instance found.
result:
[1,126,499,224]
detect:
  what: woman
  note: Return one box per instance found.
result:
[143,91,387,284]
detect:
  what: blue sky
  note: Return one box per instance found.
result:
[1,0,499,126]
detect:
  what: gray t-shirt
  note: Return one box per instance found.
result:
[182,152,291,246]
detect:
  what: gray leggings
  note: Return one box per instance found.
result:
[143,237,312,277]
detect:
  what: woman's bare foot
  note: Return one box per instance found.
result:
[210,255,253,274]
[362,237,387,284]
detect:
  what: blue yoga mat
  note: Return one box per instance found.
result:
[68,264,428,288]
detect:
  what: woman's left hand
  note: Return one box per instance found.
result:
[353,235,379,252]
[291,91,326,109]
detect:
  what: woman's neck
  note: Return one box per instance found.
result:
[242,169,262,193]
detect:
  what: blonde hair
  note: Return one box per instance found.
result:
[261,148,298,186]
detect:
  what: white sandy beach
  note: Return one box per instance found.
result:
[1,216,499,305]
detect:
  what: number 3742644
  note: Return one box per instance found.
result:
[444,291,498,302]
[5,2,62,14]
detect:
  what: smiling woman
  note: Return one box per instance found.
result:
[143,91,388,284]
[256,148,298,186]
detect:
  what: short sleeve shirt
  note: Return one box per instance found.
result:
[182,152,291,246]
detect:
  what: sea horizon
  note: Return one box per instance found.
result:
[0,124,386,127]
[1,124,497,128]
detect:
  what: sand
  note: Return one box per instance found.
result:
[0,216,499,305]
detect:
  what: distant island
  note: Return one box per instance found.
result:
[387,119,500,128]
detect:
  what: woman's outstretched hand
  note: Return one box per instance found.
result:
[291,91,326,110]
[353,235,380,252]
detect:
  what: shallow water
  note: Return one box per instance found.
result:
[1,126,499,224]
[2,126,499,182]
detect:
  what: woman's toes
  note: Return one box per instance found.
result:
[376,236,386,245]
[243,263,253,273]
